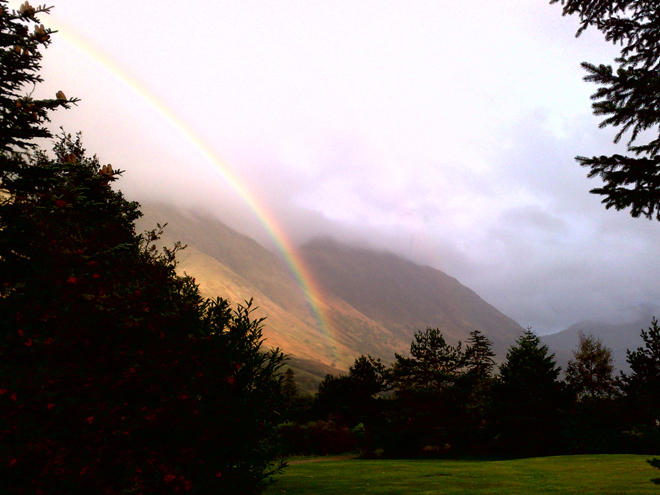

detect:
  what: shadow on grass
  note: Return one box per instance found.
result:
[648,458,660,484]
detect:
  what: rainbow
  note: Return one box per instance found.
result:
[43,14,335,349]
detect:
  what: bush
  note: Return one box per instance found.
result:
[276,420,358,456]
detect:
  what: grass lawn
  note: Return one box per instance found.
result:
[264,454,660,494]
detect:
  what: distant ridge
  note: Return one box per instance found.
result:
[138,204,525,378]
[541,306,660,374]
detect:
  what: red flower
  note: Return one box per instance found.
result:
[0,389,6,394]
[7,459,17,468]
[55,199,66,207]
[24,339,32,346]
[18,329,23,337]
[164,474,176,483]
[67,276,77,284]
[87,416,94,424]
[47,404,56,410]
[216,472,222,478]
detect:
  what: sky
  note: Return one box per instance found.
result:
[15,0,660,334]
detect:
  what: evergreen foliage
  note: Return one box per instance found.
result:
[465,330,496,378]
[0,1,77,152]
[292,324,660,459]
[316,355,388,420]
[492,329,566,455]
[550,0,660,220]
[619,318,660,450]
[388,329,468,455]
[0,3,284,493]
[393,328,464,393]
[282,368,299,403]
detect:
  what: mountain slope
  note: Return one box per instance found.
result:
[300,238,523,357]
[138,204,524,370]
[541,307,659,374]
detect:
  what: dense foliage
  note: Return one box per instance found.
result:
[550,0,660,220]
[0,3,284,493]
[280,322,660,459]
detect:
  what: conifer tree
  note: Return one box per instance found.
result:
[492,329,566,455]
[551,0,660,220]
[0,3,284,493]
[465,330,496,378]
[282,367,300,402]
[390,328,466,455]
[393,327,464,393]
[619,318,660,450]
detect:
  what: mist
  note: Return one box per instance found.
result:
[18,0,660,335]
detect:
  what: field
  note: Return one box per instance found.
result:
[264,454,660,494]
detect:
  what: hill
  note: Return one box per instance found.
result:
[138,204,525,384]
[300,238,522,357]
[541,306,660,374]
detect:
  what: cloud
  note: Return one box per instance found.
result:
[24,0,659,335]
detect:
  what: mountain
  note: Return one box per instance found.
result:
[541,307,660,374]
[299,238,522,357]
[137,203,525,382]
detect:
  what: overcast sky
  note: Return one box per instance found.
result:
[17,0,660,334]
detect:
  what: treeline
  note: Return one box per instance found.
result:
[277,324,660,458]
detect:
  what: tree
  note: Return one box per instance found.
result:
[622,318,660,416]
[0,3,285,493]
[315,355,388,456]
[492,329,567,456]
[619,318,660,450]
[566,331,617,400]
[461,330,497,454]
[465,330,496,378]
[564,332,622,453]
[390,328,466,455]
[550,0,660,220]
[282,367,300,403]
[393,327,464,393]
[0,1,76,152]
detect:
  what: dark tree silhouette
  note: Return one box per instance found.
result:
[551,0,660,220]
[315,355,388,456]
[492,329,567,456]
[0,3,284,493]
[390,328,466,455]
[393,328,464,393]
[465,330,496,378]
[282,367,300,402]
[619,318,660,451]
[564,332,622,453]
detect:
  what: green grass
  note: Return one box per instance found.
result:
[264,454,660,494]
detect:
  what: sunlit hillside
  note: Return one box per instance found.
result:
[139,203,525,374]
